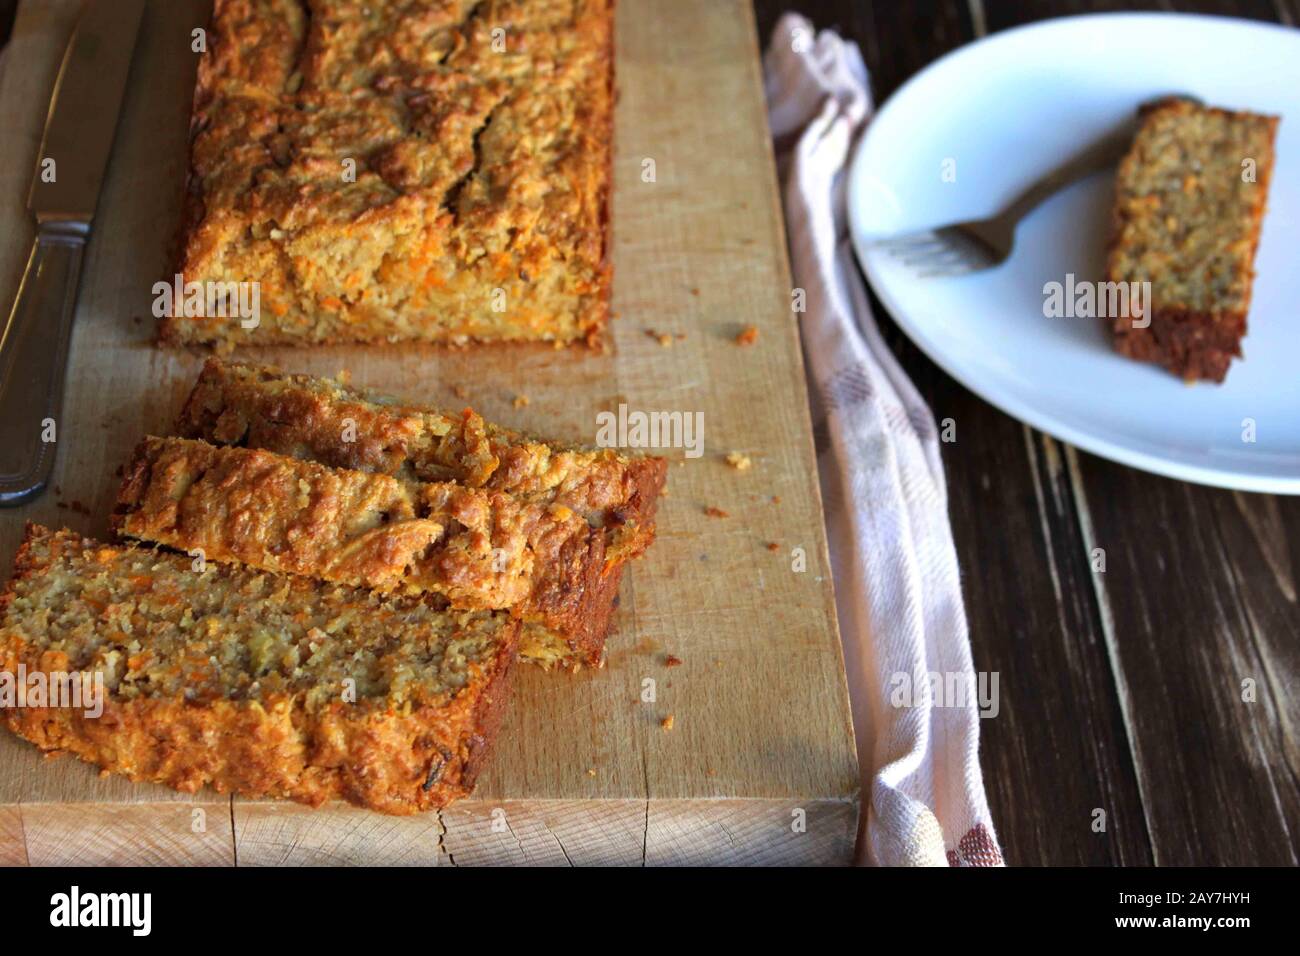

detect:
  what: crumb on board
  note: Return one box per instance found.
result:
[664,654,682,667]
[513,394,530,408]
[771,495,781,504]
[645,328,685,347]
[661,715,675,732]
[765,541,780,552]
[735,325,759,346]
[451,384,469,399]
[587,768,597,777]
[704,505,729,518]
[690,287,700,296]
[725,451,752,471]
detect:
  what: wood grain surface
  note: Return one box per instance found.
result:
[755,0,1300,866]
[0,0,859,865]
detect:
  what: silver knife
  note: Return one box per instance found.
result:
[0,0,146,505]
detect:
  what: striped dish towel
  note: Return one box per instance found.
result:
[764,13,1003,867]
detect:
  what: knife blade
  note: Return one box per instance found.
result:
[28,0,147,222]
[0,0,147,505]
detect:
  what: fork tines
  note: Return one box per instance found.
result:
[873,228,997,278]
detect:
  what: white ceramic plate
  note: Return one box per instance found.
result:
[848,13,1300,494]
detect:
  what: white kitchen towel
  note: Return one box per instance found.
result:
[764,14,1003,867]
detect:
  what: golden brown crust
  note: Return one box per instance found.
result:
[178,359,666,524]
[176,360,667,663]
[164,0,615,348]
[1106,98,1279,382]
[2,694,507,815]
[113,435,609,622]
[525,518,617,663]
[0,525,519,814]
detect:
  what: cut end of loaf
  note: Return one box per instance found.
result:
[0,524,518,814]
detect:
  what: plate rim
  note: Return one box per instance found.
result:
[848,10,1300,495]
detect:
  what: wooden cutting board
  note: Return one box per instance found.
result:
[0,0,858,865]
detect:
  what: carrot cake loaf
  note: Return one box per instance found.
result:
[162,0,615,348]
[0,525,518,814]
[114,435,610,650]
[1106,98,1279,382]
[175,360,667,665]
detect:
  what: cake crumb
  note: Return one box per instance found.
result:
[664,654,682,667]
[587,768,597,777]
[704,506,729,518]
[725,451,752,471]
[735,325,759,346]
[661,714,675,732]
[765,541,780,552]
[645,328,675,347]
[513,394,530,408]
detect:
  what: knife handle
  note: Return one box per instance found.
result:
[0,222,87,507]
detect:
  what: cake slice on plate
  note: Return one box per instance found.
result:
[1106,97,1279,382]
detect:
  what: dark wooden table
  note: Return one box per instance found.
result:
[0,1,1294,867]
[755,0,1300,865]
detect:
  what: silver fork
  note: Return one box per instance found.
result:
[872,128,1135,278]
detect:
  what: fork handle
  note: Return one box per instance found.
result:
[1003,130,1132,223]
[0,221,87,506]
